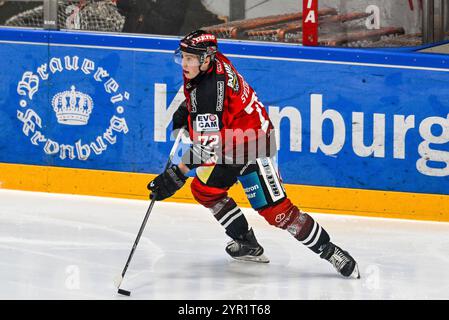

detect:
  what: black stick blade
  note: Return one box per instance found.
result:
[118,288,131,296]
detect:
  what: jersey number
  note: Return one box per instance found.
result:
[198,134,220,147]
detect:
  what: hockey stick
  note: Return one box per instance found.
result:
[116,128,185,296]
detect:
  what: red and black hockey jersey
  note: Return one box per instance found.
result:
[176,52,276,169]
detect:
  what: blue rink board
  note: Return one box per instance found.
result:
[0,28,448,195]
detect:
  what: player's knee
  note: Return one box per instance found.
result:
[190,177,228,208]
[258,198,297,228]
[258,199,329,252]
[258,198,314,237]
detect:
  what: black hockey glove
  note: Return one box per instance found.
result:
[147,165,187,201]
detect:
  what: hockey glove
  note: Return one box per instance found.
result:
[147,165,187,201]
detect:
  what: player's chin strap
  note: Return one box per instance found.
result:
[115,128,185,296]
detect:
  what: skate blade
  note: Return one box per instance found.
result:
[232,254,270,264]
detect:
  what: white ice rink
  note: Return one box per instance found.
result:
[1,189,448,300]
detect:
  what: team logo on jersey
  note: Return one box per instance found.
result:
[16,55,130,161]
[223,62,239,92]
[195,113,219,132]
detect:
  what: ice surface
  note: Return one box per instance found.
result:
[1,189,448,300]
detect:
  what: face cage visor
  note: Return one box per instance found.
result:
[174,48,205,67]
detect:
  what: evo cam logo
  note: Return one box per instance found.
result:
[16,55,130,161]
[195,113,219,132]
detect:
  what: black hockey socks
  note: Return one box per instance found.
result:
[287,209,330,254]
[209,197,248,240]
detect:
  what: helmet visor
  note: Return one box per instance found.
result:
[174,48,202,67]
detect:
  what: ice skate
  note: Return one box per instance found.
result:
[320,242,360,279]
[225,228,270,263]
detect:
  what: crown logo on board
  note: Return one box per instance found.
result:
[52,85,93,125]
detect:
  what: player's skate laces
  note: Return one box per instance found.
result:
[225,228,269,263]
[320,242,360,279]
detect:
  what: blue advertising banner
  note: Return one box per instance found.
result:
[0,28,448,196]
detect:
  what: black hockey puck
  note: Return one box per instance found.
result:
[118,288,131,296]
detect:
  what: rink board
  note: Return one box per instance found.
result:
[0,28,448,221]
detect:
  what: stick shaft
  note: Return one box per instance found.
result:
[118,128,185,282]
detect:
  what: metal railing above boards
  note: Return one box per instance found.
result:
[202,0,423,48]
[0,0,448,51]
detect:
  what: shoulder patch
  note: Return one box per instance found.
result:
[223,62,240,92]
[216,60,224,74]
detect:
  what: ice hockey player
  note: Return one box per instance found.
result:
[148,30,360,279]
